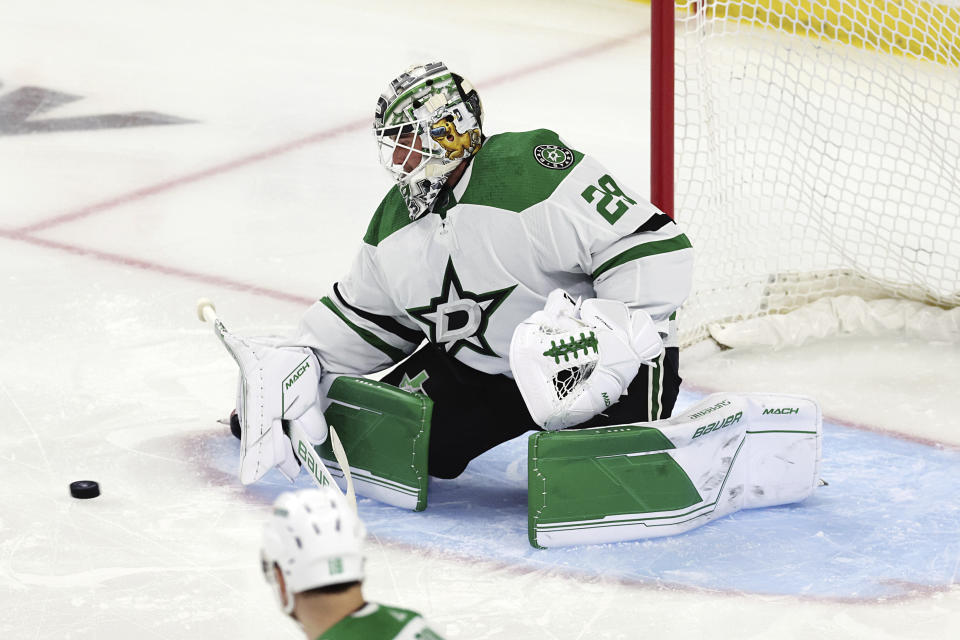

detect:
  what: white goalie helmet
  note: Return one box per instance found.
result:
[373,61,484,220]
[261,487,366,614]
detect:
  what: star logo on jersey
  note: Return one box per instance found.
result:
[533,144,575,170]
[407,258,516,358]
[399,370,430,396]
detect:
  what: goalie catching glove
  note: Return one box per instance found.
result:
[510,289,663,430]
[221,332,329,485]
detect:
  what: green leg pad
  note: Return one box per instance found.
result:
[529,393,822,548]
[316,376,432,511]
[528,425,702,548]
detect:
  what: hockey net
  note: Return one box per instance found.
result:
[662,0,960,349]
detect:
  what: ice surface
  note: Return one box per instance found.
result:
[1,1,958,638]
[212,390,960,600]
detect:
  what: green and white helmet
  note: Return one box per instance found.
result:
[374,62,483,220]
[260,488,366,615]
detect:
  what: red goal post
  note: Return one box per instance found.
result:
[651,0,675,219]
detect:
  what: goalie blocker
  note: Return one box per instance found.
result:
[528,392,822,548]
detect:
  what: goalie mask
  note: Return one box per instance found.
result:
[373,61,484,220]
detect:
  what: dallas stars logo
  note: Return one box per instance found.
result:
[533,144,575,170]
[399,370,429,396]
[407,258,516,358]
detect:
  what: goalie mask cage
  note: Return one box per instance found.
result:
[651,0,960,349]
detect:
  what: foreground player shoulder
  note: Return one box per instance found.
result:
[320,603,445,640]
[458,129,585,213]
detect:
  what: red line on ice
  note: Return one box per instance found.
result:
[1,27,649,319]
[15,118,368,235]
[0,228,314,306]
[682,381,960,452]
[13,28,648,235]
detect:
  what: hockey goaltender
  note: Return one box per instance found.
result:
[205,62,822,549]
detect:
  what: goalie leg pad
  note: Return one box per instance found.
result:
[528,393,822,548]
[316,375,432,511]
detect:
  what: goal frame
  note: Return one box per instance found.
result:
[650,0,960,349]
[650,0,675,219]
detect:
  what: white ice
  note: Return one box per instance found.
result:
[1,1,958,638]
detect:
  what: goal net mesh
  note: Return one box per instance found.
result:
[674,0,960,348]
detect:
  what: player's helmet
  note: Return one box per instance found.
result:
[374,61,484,220]
[260,487,366,615]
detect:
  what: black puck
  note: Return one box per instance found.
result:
[69,480,100,499]
[229,410,241,440]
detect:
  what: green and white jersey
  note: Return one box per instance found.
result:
[299,129,693,377]
[317,603,444,640]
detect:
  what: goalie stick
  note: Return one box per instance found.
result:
[196,298,357,511]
